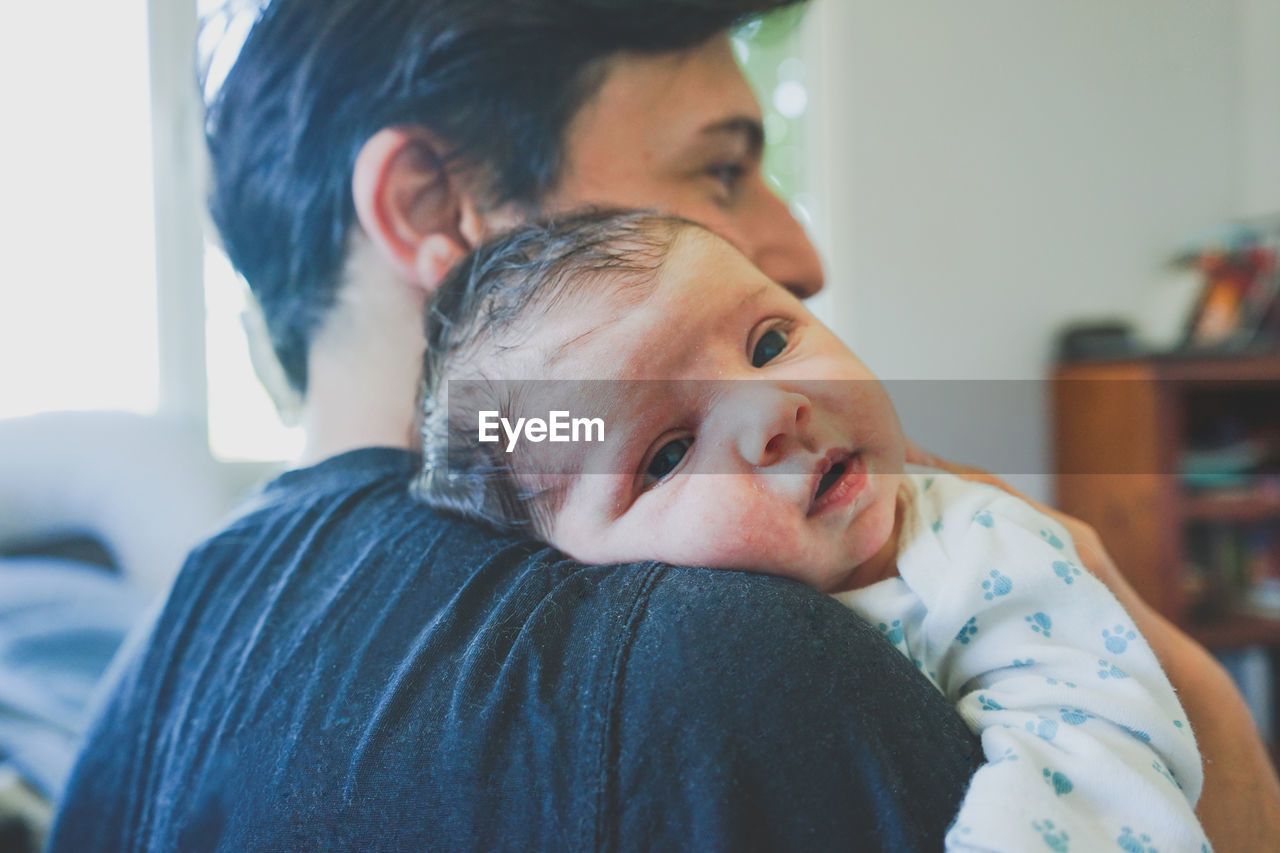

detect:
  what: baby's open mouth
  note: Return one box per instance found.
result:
[809,451,867,517]
[814,462,847,501]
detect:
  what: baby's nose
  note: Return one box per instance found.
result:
[733,386,812,468]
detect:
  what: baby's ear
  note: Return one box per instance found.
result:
[351,126,479,296]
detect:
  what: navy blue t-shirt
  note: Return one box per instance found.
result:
[50,449,979,851]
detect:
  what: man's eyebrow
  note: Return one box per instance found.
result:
[699,115,764,158]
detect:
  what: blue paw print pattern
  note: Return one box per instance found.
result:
[1052,560,1082,585]
[1040,528,1064,549]
[990,747,1018,765]
[1045,677,1077,688]
[923,476,935,491]
[982,569,1013,601]
[1026,717,1059,741]
[978,694,1004,711]
[1116,826,1158,853]
[1097,659,1129,680]
[955,616,979,645]
[1058,708,1093,726]
[1123,726,1152,743]
[931,516,944,533]
[1102,624,1137,654]
[909,658,938,683]
[1152,759,1180,790]
[973,509,995,528]
[878,619,904,645]
[1013,657,1035,668]
[1173,719,1185,729]
[1025,611,1052,638]
[1042,767,1073,796]
[1033,818,1070,852]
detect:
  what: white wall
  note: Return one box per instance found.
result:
[802,0,1273,499]
[1237,0,1280,218]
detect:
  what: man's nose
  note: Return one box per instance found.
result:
[747,186,824,298]
[732,386,812,468]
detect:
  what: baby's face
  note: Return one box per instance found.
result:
[528,229,905,593]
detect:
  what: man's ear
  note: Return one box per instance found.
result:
[351,127,486,295]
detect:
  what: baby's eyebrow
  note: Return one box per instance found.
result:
[524,474,572,534]
[743,281,771,305]
[546,319,621,370]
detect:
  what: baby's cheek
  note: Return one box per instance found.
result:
[669,488,799,571]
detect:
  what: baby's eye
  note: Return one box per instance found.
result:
[644,437,693,486]
[751,328,788,367]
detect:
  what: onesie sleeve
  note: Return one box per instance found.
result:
[853,474,1211,852]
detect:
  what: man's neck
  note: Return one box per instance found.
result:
[297,263,427,466]
[300,370,420,466]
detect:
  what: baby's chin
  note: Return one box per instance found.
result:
[831,486,904,591]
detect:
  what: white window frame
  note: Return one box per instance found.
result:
[147,0,208,434]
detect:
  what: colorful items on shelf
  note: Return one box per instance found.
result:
[1179,220,1280,350]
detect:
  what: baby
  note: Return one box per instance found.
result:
[416,210,1210,851]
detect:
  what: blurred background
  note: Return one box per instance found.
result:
[801,0,1280,501]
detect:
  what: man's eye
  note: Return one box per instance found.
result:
[751,329,788,367]
[708,162,746,194]
[644,437,693,486]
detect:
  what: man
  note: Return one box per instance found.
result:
[50,0,1279,849]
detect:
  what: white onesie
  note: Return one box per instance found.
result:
[833,472,1210,853]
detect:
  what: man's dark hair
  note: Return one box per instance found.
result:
[415,209,696,533]
[204,0,803,393]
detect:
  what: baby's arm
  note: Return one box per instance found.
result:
[906,442,1280,849]
[843,475,1210,852]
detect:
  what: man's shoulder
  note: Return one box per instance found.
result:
[200,447,543,575]
[59,450,976,851]
[197,452,888,681]
[599,566,981,850]
[631,566,868,651]
[619,566,932,698]
[201,449,850,632]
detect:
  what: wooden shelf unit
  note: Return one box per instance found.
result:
[1052,351,1280,647]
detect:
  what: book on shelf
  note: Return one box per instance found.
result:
[1184,520,1280,618]
[1214,646,1275,743]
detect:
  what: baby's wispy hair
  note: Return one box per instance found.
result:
[415,208,701,533]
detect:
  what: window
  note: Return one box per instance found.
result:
[204,243,305,460]
[735,7,813,216]
[0,3,159,418]
[734,6,826,319]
